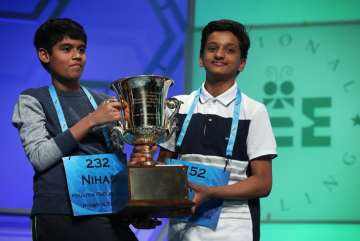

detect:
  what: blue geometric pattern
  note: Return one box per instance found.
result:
[0,1,189,240]
[145,0,186,75]
[0,0,69,20]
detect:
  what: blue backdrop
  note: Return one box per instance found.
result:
[0,0,188,216]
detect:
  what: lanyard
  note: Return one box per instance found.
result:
[48,85,113,150]
[176,87,241,163]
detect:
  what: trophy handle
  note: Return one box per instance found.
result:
[165,98,183,138]
[110,82,128,130]
[110,126,126,151]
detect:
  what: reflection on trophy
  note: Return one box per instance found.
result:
[111,75,192,217]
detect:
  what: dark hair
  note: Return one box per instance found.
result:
[34,18,87,53]
[200,19,250,59]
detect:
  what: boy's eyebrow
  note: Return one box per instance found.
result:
[59,43,73,46]
[58,43,86,48]
[206,41,238,46]
[206,42,239,48]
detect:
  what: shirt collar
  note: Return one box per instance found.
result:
[199,82,238,106]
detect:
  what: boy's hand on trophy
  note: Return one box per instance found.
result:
[89,98,121,125]
[119,99,129,121]
[188,182,211,214]
[88,98,128,126]
[129,144,157,165]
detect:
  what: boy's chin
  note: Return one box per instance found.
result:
[207,72,235,81]
[56,75,81,84]
[64,75,81,81]
[67,72,83,81]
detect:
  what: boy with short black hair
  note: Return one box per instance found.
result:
[133,19,277,241]
[12,18,137,241]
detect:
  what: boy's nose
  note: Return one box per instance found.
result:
[72,50,82,59]
[215,48,225,58]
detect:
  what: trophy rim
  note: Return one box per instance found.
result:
[111,74,173,86]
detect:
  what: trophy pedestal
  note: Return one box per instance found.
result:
[120,165,193,217]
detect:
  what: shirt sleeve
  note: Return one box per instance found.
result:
[12,94,77,172]
[246,104,277,160]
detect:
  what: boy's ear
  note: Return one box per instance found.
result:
[38,48,50,64]
[238,59,246,72]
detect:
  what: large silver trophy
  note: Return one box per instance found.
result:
[111,75,192,217]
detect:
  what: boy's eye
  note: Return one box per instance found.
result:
[78,47,86,54]
[62,46,72,52]
[207,45,218,52]
[226,48,236,54]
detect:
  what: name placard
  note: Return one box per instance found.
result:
[63,153,128,216]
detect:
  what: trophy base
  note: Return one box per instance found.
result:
[119,164,193,217]
[122,200,193,217]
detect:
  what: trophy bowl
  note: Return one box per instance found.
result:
[110,75,193,217]
[111,75,180,164]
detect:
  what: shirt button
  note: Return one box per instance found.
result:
[208,118,212,122]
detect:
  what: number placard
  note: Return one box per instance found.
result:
[166,158,230,230]
[63,153,128,216]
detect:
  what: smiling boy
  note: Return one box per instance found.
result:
[139,19,277,241]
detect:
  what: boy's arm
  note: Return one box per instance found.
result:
[69,99,123,141]
[12,95,70,172]
[12,95,125,172]
[190,159,272,202]
[190,103,276,211]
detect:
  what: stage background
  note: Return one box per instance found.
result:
[1,0,360,240]
[0,0,189,240]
